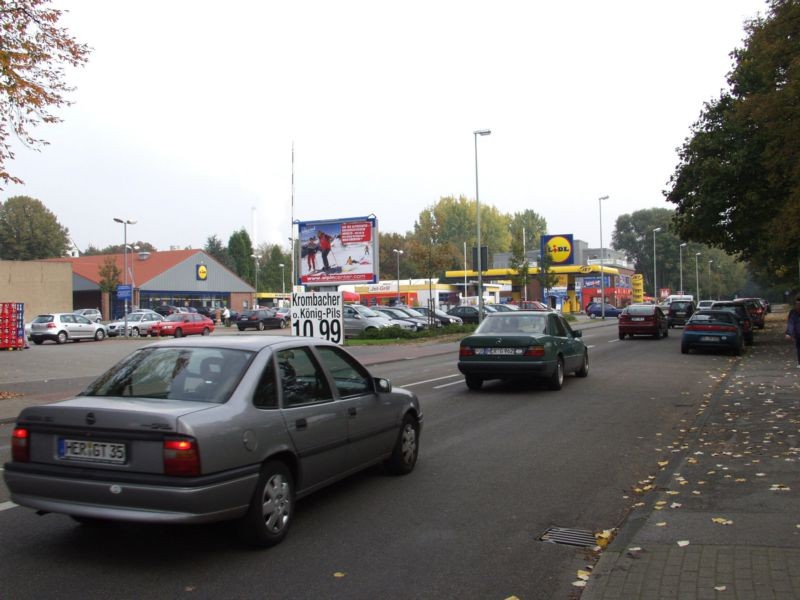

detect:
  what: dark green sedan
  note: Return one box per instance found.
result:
[457,311,589,390]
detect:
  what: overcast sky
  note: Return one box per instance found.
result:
[5,0,766,255]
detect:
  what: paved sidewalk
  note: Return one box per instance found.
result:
[581,310,800,599]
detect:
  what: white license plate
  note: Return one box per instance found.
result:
[58,438,127,464]
[631,317,644,322]
[699,336,721,342]
[477,347,522,355]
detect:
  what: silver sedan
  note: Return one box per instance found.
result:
[4,336,422,547]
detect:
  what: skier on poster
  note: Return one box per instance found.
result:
[317,230,339,271]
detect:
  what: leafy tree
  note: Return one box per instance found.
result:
[228,228,254,284]
[508,209,547,252]
[0,0,91,186]
[204,235,234,270]
[0,195,69,258]
[665,0,800,284]
[379,232,407,281]
[83,241,157,256]
[507,235,531,299]
[407,210,456,282]
[536,248,561,300]
[97,256,121,293]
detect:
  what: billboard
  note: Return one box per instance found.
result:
[540,234,575,265]
[297,216,379,286]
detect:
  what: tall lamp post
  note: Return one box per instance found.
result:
[251,254,259,308]
[708,260,714,300]
[598,195,609,318]
[679,242,687,294]
[474,128,491,323]
[113,217,136,337]
[393,249,404,305]
[278,263,286,295]
[652,227,662,302]
[695,252,702,301]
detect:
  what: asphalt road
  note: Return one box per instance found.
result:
[0,322,737,599]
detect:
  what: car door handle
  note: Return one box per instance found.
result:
[348,407,357,417]
[295,418,307,430]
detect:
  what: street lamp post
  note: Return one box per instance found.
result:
[598,195,609,318]
[113,217,136,337]
[393,249,403,305]
[708,260,714,300]
[278,263,286,295]
[652,227,662,302]
[695,252,702,301]
[251,254,259,308]
[474,128,491,323]
[679,243,687,294]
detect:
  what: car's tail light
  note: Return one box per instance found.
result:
[11,427,30,462]
[685,324,738,333]
[46,322,56,329]
[524,346,546,357]
[619,315,630,323]
[163,437,200,476]
[459,346,475,357]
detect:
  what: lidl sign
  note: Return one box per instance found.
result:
[196,264,208,281]
[541,234,574,265]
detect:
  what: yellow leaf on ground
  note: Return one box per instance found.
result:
[677,540,690,547]
[333,572,347,578]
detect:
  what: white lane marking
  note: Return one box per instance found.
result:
[609,339,620,343]
[0,501,18,512]
[405,374,461,387]
[434,380,465,389]
[587,344,596,349]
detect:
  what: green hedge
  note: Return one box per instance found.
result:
[356,323,475,340]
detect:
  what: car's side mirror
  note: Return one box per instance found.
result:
[374,377,392,393]
[573,330,583,338]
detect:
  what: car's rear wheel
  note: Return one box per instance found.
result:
[576,351,589,377]
[238,326,245,331]
[733,339,743,356]
[131,327,140,337]
[202,327,210,336]
[94,329,105,341]
[33,339,43,345]
[281,318,289,329]
[174,328,184,338]
[465,375,482,390]
[681,343,689,354]
[384,414,419,475]
[663,328,668,338]
[619,332,625,340]
[237,460,294,548]
[56,331,68,344]
[548,357,564,390]
[258,322,265,331]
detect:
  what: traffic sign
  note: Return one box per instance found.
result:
[117,284,132,300]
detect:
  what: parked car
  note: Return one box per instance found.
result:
[681,310,745,356]
[194,306,217,320]
[415,306,463,326]
[237,309,288,331]
[519,300,551,311]
[29,313,108,345]
[446,305,497,325]
[618,304,668,339]
[586,303,623,318]
[152,305,187,317]
[373,306,429,331]
[735,298,766,329]
[107,312,164,337]
[3,335,421,547]
[710,301,754,345]
[342,304,393,337]
[667,300,696,328]
[149,313,214,337]
[389,306,441,328]
[457,310,588,391]
[72,308,102,323]
[486,303,519,312]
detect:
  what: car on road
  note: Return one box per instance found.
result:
[236,309,289,331]
[4,335,421,548]
[149,313,214,337]
[73,308,102,323]
[667,300,696,328]
[735,298,766,329]
[29,313,108,345]
[415,306,463,326]
[710,301,754,345]
[696,300,715,310]
[457,310,588,391]
[586,303,623,318]
[107,311,165,337]
[447,304,497,324]
[618,304,668,339]
[681,310,745,356]
[374,306,429,331]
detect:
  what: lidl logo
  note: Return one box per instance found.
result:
[541,234,574,265]
[196,264,208,281]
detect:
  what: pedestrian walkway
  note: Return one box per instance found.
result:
[581,309,800,599]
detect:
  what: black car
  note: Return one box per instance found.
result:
[446,305,497,325]
[236,308,287,331]
[415,307,464,326]
[153,305,185,317]
[667,300,696,328]
[710,301,754,345]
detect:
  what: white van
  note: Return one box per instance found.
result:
[663,294,693,304]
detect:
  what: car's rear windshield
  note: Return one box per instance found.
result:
[690,312,735,325]
[475,314,547,334]
[32,315,54,323]
[670,302,692,310]
[82,347,255,403]
[626,305,655,316]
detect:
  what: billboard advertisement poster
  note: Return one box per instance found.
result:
[290,291,344,345]
[298,216,379,286]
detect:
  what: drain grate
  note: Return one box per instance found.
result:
[539,526,597,547]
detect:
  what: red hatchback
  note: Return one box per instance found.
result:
[149,313,214,338]
[618,304,668,339]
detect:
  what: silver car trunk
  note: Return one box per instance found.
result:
[17,397,217,474]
